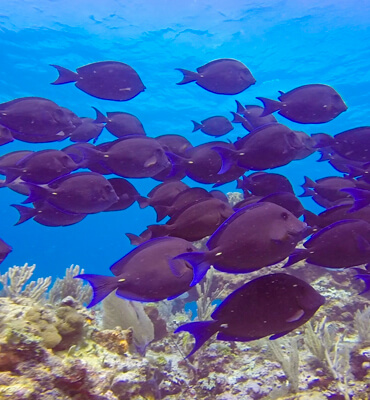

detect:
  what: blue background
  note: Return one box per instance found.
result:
[0,0,369,279]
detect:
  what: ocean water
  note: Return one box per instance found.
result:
[0,0,369,284]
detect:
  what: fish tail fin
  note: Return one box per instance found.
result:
[303,210,320,228]
[191,120,202,132]
[212,146,239,175]
[174,320,217,358]
[299,187,316,197]
[74,274,118,308]
[125,233,147,246]
[302,176,316,189]
[92,107,108,124]
[355,274,370,295]
[346,165,365,179]
[11,204,37,225]
[311,133,335,149]
[256,97,281,116]
[175,68,198,85]
[172,252,210,286]
[317,149,332,162]
[136,196,149,209]
[231,112,253,131]
[21,183,49,204]
[50,65,78,85]
[235,100,246,114]
[153,205,170,222]
[283,248,308,268]
[165,151,188,178]
[147,224,171,238]
[341,188,370,212]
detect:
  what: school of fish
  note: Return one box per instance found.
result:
[0,58,369,357]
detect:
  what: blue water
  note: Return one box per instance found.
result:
[0,0,369,280]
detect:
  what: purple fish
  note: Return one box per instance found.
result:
[303,204,370,230]
[22,172,119,214]
[93,108,146,138]
[148,197,234,241]
[300,176,356,202]
[75,237,197,306]
[175,273,325,357]
[11,202,86,227]
[258,192,305,218]
[292,130,316,160]
[176,58,256,95]
[216,124,301,172]
[78,136,170,178]
[173,202,308,286]
[69,117,105,143]
[1,149,78,184]
[284,219,370,269]
[192,116,233,137]
[232,101,277,132]
[341,188,370,212]
[0,97,80,142]
[0,238,12,265]
[169,142,246,185]
[51,61,145,101]
[237,172,294,197]
[312,127,370,162]
[257,84,347,124]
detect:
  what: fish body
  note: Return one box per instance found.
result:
[0,97,80,142]
[69,117,104,143]
[176,58,256,95]
[75,237,197,306]
[22,172,119,214]
[285,219,370,269]
[175,273,325,357]
[51,61,145,101]
[174,202,308,285]
[192,116,233,137]
[238,172,294,197]
[233,102,277,131]
[257,84,347,124]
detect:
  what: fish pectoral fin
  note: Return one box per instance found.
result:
[269,329,294,340]
[144,155,157,168]
[286,308,305,323]
[356,234,370,253]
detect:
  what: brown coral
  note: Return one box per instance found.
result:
[91,328,133,355]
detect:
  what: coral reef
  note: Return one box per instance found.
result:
[0,260,369,399]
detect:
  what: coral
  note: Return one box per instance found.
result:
[48,264,92,305]
[91,328,132,355]
[0,263,51,301]
[354,306,370,344]
[102,292,154,354]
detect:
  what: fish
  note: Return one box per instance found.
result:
[175,273,325,357]
[0,97,80,143]
[93,107,146,138]
[0,238,12,265]
[148,197,234,241]
[299,176,356,202]
[0,149,78,184]
[173,202,308,286]
[140,180,189,212]
[258,192,305,218]
[69,117,105,143]
[192,116,233,137]
[215,123,302,172]
[74,237,197,306]
[303,204,370,230]
[76,136,170,178]
[176,58,256,95]
[284,219,370,269]
[21,171,119,214]
[0,150,34,175]
[312,127,370,162]
[237,172,294,197]
[232,101,277,132]
[291,130,316,160]
[168,142,246,185]
[341,188,370,212]
[11,202,87,227]
[257,84,347,124]
[50,61,146,101]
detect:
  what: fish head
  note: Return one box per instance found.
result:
[269,206,308,243]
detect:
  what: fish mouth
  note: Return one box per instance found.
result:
[288,225,313,241]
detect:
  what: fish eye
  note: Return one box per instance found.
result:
[281,212,289,220]
[105,185,113,192]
